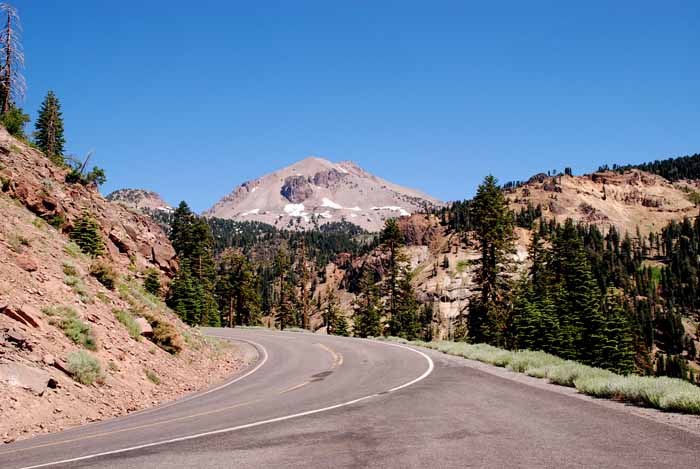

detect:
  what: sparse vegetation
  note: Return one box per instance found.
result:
[379,337,700,415]
[66,351,103,385]
[7,233,30,253]
[455,259,471,273]
[62,260,78,276]
[47,214,66,230]
[63,241,87,260]
[64,274,92,303]
[145,369,161,385]
[150,320,183,355]
[31,216,47,230]
[113,309,141,340]
[90,260,116,290]
[45,305,97,350]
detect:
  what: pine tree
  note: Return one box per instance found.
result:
[35,91,65,165]
[144,268,161,297]
[593,288,635,374]
[391,272,420,339]
[69,211,105,257]
[166,201,219,326]
[551,219,601,361]
[216,248,261,327]
[379,219,410,335]
[170,201,196,257]
[323,291,349,336]
[469,175,515,345]
[353,267,382,338]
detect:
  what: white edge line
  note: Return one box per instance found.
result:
[19,340,434,469]
[125,338,269,417]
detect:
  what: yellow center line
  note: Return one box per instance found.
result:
[279,381,311,394]
[316,343,344,369]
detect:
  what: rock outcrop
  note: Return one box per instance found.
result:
[0,128,176,276]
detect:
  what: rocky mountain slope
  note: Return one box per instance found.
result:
[507,169,700,236]
[105,188,173,214]
[0,128,248,443]
[309,167,700,340]
[204,156,443,231]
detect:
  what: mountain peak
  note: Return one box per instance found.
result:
[204,157,443,231]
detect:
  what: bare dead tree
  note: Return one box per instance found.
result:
[0,3,24,114]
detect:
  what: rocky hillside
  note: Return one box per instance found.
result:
[506,169,700,236]
[105,188,173,214]
[0,128,249,443]
[204,156,443,232]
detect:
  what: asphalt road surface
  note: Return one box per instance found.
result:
[1,328,699,468]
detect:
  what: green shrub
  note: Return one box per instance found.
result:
[113,309,141,340]
[65,166,106,187]
[456,260,471,273]
[47,214,66,230]
[0,175,10,192]
[66,351,102,385]
[69,212,105,256]
[90,261,116,290]
[47,306,97,350]
[60,315,97,350]
[145,369,161,385]
[0,106,30,138]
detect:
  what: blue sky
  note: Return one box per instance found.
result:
[15,1,700,212]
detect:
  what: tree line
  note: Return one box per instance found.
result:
[164,201,428,339]
[446,175,698,382]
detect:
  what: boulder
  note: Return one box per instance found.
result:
[2,304,43,329]
[0,362,51,396]
[18,305,43,329]
[16,253,38,272]
[108,228,137,255]
[134,317,153,337]
[6,330,30,349]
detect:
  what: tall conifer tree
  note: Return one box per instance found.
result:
[35,91,65,164]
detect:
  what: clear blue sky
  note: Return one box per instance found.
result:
[15,1,700,212]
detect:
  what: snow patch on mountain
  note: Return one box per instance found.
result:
[321,198,343,209]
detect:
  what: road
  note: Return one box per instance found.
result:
[0,328,699,468]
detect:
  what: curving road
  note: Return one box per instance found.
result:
[0,328,699,468]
